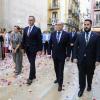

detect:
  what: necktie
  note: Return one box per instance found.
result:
[72,32,74,37]
[86,32,89,45]
[27,27,31,36]
[57,31,60,43]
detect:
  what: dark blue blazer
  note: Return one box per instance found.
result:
[22,26,42,53]
[74,32,100,65]
[48,31,70,61]
[69,32,77,44]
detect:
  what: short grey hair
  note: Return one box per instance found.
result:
[29,16,35,21]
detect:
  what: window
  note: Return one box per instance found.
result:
[99,2,100,8]
[96,1,99,9]
[96,14,100,24]
[52,12,58,19]
[52,0,58,7]
[52,12,58,24]
[96,1,100,9]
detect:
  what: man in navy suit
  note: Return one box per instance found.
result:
[67,28,77,62]
[22,16,42,85]
[48,22,70,91]
[73,19,100,97]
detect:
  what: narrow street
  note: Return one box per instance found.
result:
[0,55,100,100]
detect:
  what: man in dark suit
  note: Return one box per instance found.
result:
[67,28,77,62]
[48,22,70,91]
[22,16,42,85]
[73,19,100,97]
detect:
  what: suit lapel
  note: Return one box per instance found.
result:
[83,32,94,47]
[29,26,35,36]
[54,32,58,44]
[27,26,35,37]
[54,31,64,44]
[82,32,86,46]
[58,31,64,43]
[87,32,94,45]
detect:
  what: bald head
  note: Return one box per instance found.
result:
[55,21,64,31]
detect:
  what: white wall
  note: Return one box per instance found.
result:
[0,0,4,27]
[2,0,48,31]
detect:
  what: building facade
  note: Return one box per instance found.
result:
[91,0,100,32]
[0,0,48,31]
[0,0,80,32]
[47,0,80,31]
[0,0,4,26]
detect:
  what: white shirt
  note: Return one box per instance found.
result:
[45,34,50,41]
[27,25,34,35]
[4,33,11,47]
[72,32,75,37]
[56,31,62,42]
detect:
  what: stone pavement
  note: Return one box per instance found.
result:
[0,55,100,100]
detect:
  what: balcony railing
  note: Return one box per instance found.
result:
[49,3,60,10]
[48,18,58,25]
[94,6,100,11]
[93,22,100,27]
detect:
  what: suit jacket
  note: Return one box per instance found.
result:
[74,32,100,66]
[22,26,42,53]
[69,32,77,44]
[48,31,70,61]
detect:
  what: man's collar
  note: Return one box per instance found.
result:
[88,31,91,34]
[57,30,63,33]
[29,25,35,28]
[85,31,91,34]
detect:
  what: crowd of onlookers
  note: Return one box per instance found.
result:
[0,26,51,75]
[0,27,22,59]
[0,27,51,59]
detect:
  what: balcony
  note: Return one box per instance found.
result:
[68,6,72,13]
[73,0,79,5]
[94,2,100,11]
[49,3,60,10]
[48,18,58,25]
[94,6,100,11]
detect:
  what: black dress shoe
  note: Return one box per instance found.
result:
[33,76,36,79]
[87,86,91,92]
[78,90,84,97]
[58,85,62,92]
[71,59,73,62]
[26,79,33,85]
[54,80,58,84]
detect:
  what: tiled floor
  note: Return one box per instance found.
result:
[0,55,100,100]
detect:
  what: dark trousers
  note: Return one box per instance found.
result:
[67,46,74,61]
[43,41,49,54]
[26,50,36,80]
[78,57,95,91]
[53,58,65,86]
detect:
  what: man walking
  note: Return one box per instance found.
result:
[73,19,100,97]
[22,16,42,85]
[67,27,77,62]
[48,22,70,91]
